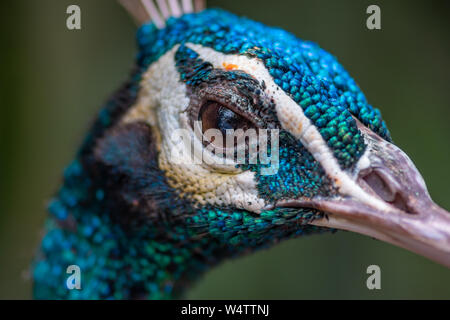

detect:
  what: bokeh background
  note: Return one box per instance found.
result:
[0,0,449,299]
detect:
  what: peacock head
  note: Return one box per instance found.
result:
[35,1,450,300]
[98,5,449,265]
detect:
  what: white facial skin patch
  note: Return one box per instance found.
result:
[122,45,266,212]
[121,41,394,214]
[185,43,392,213]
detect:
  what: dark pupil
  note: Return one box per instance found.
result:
[200,101,253,148]
[217,107,244,132]
[200,101,250,133]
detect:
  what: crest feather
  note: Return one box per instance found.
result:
[118,0,206,28]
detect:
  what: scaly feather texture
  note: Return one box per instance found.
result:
[33,5,450,299]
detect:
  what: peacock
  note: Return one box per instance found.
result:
[33,0,450,299]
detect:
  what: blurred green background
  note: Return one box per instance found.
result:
[0,0,449,299]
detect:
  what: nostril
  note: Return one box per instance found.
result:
[391,193,409,213]
[362,171,395,203]
[361,170,416,214]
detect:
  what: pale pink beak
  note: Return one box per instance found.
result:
[276,121,450,267]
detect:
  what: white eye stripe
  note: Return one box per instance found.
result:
[186,43,392,211]
[121,43,391,213]
[121,45,266,212]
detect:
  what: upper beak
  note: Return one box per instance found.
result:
[276,121,450,267]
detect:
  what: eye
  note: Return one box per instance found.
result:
[199,101,255,148]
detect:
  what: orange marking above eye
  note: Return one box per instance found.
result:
[222,62,239,71]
